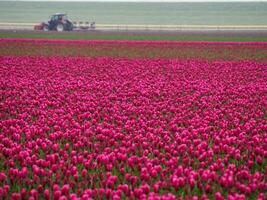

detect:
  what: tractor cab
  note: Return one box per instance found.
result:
[50,13,67,23]
[43,13,73,31]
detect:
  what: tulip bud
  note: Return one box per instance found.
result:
[44,189,50,199]
[20,188,27,199]
[81,169,87,178]
[61,184,70,196]
[256,156,263,165]
[189,178,196,188]
[11,193,21,200]
[215,192,224,200]
[59,196,67,200]
[54,190,62,200]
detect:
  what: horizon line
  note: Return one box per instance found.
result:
[2,0,267,2]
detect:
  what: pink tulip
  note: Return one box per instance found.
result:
[61,184,70,196]
[11,193,21,200]
[44,189,50,199]
[0,40,266,199]
[54,190,62,200]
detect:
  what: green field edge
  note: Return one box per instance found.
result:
[1,32,267,42]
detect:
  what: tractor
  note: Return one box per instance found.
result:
[35,13,74,31]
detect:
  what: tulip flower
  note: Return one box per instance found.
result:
[0,40,266,199]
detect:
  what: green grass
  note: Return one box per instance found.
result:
[0,31,267,42]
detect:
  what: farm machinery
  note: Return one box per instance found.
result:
[34,13,95,31]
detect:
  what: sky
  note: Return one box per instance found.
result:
[4,0,267,2]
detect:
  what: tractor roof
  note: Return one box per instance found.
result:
[53,13,67,16]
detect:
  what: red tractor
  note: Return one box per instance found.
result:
[34,13,95,31]
[34,13,73,31]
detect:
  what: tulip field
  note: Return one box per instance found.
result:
[0,39,267,200]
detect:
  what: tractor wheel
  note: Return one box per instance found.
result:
[43,25,49,31]
[56,24,64,32]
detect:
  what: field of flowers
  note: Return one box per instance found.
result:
[1,39,267,61]
[0,40,267,199]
